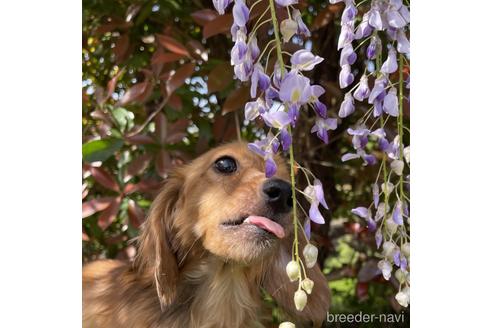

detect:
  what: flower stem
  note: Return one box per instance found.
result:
[398,53,405,201]
[268,0,300,268]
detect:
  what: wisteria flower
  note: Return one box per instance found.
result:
[250,64,270,98]
[378,259,392,280]
[303,179,328,224]
[381,46,398,74]
[368,7,384,30]
[341,1,357,24]
[392,200,403,225]
[339,92,355,118]
[386,0,407,28]
[275,0,298,6]
[339,64,354,88]
[355,13,373,39]
[311,117,337,144]
[351,207,377,231]
[212,0,232,15]
[292,9,310,37]
[340,43,356,66]
[341,149,376,166]
[395,286,410,307]
[383,87,399,117]
[232,0,249,27]
[348,127,370,149]
[353,74,370,101]
[396,29,410,54]
[248,132,280,178]
[279,71,311,105]
[244,98,266,121]
[338,22,355,50]
[280,18,298,43]
[291,49,324,71]
[366,35,380,59]
[368,75,388,104]
[307,84,327,118]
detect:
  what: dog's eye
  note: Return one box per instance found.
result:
[214,156,237,174]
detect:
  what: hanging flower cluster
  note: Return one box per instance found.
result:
[212,0,336,321]
[333,0,410,308]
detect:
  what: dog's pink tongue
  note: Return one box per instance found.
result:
[244,215,285,239]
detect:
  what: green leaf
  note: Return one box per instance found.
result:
[83,138,124,163]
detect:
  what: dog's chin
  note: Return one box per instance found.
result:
[214,214,289,263]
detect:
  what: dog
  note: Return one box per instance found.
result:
[83,141,330,328]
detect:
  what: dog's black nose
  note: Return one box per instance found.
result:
[262,178,293,213]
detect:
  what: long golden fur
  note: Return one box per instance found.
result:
[83,142,330,327]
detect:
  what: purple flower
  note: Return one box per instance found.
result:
[291,49,324,71]
[338,23,355,50]
[262,108,291,130]
[287,104,300,127]
[339,92,355,118]
[292,9,311,37]
[232,0,249,27]
[307,84,327,118]
[212,0,232,15]
[303,179,328,224]
[351,207,376,232]
[342,149,376,166]
[355,13,373,39]
[368,75,388,104]
[339,64,354,88]
[341,2,357,24]
[372,183,380,207]
[366,35,380,59]
[375,229,383,248]
[311,117,337,144]
[244,98,266,121]
[368,8,383,30]
[399,5,410,23]
[347,127,370,149]
[279,71,311,105]
[340,44,357,66]
[265,86,279,107]
[280,18,298,43]
[231,40,248,65]
[250,64,270,98]
[396,29,410,54]
[353,74,370,101]
[233,60,252,81]
[383,87,399,117]
[304,219,311,240]
[249,35,260,61]
[381,46,398,74]
[371,128,389,151]
[248,132,280,178]
[392,201,403,225]
[393,248,401,266]
[386,0,407,29]
[275,0,298,6]
[280,128,292,150]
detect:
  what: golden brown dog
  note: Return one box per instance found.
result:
[83,141,330,328]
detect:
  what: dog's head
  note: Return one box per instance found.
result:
[136,142,294,304]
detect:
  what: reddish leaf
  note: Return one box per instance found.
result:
[97,197,122,230]
[191,9,218,26]
[168,93,183,111]
[207,61,233,93]
[82,197,114,218]
[128,199,145,228]
[131,178,163,194]
[154,113,168,144]
[106,69,125,101]
[222,86,250,115]
[356,282,369,301]
[151,52,186,65]
[203,14,233,39]
[90,109,113,125]
[89,167,120,192]
[82,183,89,200]
[125,153,153,178]
[166,63,195,95]
[156,35,190,57]
[155,149,172,178]
[114,33,130,63]
[119,81,149,105]
[167,119,189,143]
[125,134,154,145]
[187,40,208,61]
[213,113,236,142]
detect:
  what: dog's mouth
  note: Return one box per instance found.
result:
[221,215,285,239]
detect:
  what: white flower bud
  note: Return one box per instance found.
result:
[381,181,394,195]
[401,242,410,258]
[377,259,392,280]
[301,278,314,294]
[303,243,318,268]
[294,290,308,311]
[394,269,407,284]
[391,159,404,176]
[280,18,298,43]
[395,286,410,307]
[279,322,296,328]
[385,218,398,236]
[382,241,396,257]
[286,260,300,282]
[404,146,410,164]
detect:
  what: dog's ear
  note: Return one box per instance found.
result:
[263,235,330,327]
[135,172,183,309]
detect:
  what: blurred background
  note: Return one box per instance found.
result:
[82,0,409,326]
